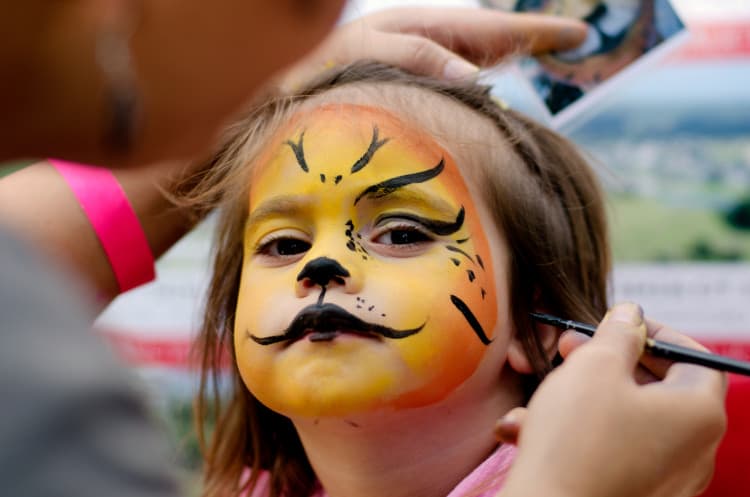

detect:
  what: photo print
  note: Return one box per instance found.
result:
[480,0,687,127]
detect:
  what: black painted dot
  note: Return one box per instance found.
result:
[476,254,484,270]
[357,305,362,309]
[345,229,352,238]
[451,258,460,266]
[381,313,386,317]
[456,238,469,244]
[320,174,326,183]
[346,220,354,229]
[467,269,476,282]
[368,306,374,311]
[481,288,486,299]
[347,241,356,251]
[362,255,368,260]
[334,175,343,184]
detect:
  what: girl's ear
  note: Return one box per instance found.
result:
[507,319,559,374]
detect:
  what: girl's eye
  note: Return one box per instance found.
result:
[256,236,311,257]
[373,225,432,246]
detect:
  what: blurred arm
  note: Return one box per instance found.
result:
[0,160,198,306]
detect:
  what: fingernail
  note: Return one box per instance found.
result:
[557,25,587,50]
[442,58,479,80]
[606,302,644,326]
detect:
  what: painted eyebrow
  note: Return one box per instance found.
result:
[370,189,461,224]
[245,195,313,228]
[354,158,444,205]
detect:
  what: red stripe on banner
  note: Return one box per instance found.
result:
[98,329,232,370]
[100,330,197,368]
[700,340,750,363]
[670,21,750,62]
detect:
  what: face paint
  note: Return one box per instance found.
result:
[234,104,498,417]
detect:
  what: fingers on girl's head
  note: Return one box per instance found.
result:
[364,31,479,80]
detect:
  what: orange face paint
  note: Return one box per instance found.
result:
[234,104,498,417]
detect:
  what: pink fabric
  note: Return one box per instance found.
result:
[49,159,155,292]
[446,443,516,497]
[243,444,516,497]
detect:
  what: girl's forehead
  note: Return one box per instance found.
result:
[281,103,442,154]
[249,103,474,202]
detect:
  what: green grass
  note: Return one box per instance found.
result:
[608,194,750,261]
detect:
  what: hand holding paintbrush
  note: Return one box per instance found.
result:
[531,310,750,376]
[497,302,726,497]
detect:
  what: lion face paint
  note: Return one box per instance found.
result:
[234,104,498,417]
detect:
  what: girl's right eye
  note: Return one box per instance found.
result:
[255,234,311,258]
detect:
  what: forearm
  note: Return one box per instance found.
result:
[0,160,201,306]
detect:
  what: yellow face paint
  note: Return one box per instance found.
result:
[234,104,498,417]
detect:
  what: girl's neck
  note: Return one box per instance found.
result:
[292,366,524,497]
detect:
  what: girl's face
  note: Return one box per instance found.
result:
[234,104,507,417]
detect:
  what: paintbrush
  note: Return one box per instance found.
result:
[530,312,750,376]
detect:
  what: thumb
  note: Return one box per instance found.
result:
[591,302,648,370]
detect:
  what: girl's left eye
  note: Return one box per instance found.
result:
[372,225,432,246]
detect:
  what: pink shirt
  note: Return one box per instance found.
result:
[246,444,516,497]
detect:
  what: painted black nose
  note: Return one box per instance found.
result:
[296,257,350,287]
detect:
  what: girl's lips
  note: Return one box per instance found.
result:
[305,328,380,342]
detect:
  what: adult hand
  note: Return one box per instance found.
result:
[279,7,587,90]
[498,302,727,497]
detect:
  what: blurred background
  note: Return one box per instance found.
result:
[2,0,748,492]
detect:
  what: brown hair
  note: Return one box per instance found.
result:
[188,61,610,497]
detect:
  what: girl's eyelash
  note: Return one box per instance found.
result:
[374,215,435,236]
[254,233,297,254]
[254,237,276,255]
[371,219,435,243]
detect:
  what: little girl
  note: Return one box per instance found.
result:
[189,61,610,497]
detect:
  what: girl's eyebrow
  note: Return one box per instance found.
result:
[246,195,313,227]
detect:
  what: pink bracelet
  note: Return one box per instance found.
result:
[49,159,155,293]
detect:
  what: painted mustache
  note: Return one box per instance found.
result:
[249,303,425,345]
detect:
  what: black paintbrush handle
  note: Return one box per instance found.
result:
[529,312,750,377]
[646,339,750,376]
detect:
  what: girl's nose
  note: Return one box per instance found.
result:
[295,255,365,299]
[296,256,350,289]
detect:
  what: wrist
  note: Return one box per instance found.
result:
[50,159,156,294]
